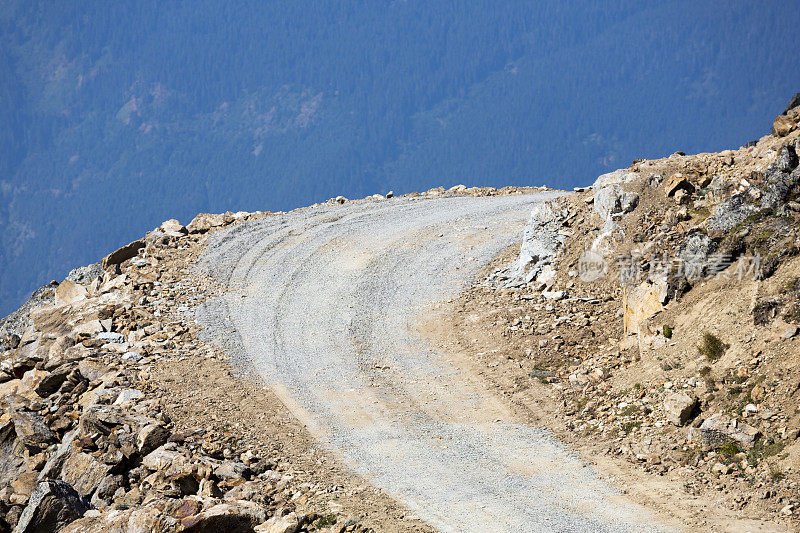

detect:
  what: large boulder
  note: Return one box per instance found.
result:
[708,193,758,232]
[509,199,569,284]
[180,501,266,533]
[54,281,87,307]
[60,451,113,499]
[187,213,227,234]
[772,114,796,137]
[663,392,698,426]
[60,504,177,533]
[622,279,668,337]
[160,219,188,235]
[15,480,90,533]
[30,300,110,338]
[677,233,717,281]
[101,239,145,270]
[592,169,638,188]
[700,413,760,449]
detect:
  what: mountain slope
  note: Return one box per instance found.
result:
[1,0,799,316]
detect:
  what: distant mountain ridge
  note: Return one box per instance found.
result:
[1,0,799,316]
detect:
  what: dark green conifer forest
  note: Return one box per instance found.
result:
[1,1,798,315]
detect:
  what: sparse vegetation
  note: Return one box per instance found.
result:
[662,324,673,338]
[769,464,784,481]
[717,441,741,459]
[621,420,643,434]
[752,228,776,248]
[747,437,786,467]
[698,332,729,361]
[315,514,338,528]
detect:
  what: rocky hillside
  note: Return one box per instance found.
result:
[0,209,390,532]
[450,93,800,527]
[0,185,538,533]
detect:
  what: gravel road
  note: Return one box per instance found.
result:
[196,193,669,532]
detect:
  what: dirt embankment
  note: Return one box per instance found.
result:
[425,99,800,531]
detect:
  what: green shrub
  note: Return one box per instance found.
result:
[717,440,741,459]
[698,332,729,361]
[315,514,338,528]
[663,324,673,339]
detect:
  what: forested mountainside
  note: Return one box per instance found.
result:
[1,0,799,316]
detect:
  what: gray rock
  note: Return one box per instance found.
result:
[0,416,26,483]
[214,461,250,482]
[509,200,569,284]
[677,233,717,280]
[663,392,698,426]
[592,169,638,188]
[15,480,90,533]
[708,193,758,231]
[9,409,57,452]
[700,413,760,449]
[95,332,124,344]
[66,264,103,286]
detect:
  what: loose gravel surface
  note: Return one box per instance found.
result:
[196,193,671,532]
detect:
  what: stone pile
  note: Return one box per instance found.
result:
[0,211,369,532]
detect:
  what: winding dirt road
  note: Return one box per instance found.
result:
[196,193,670,532]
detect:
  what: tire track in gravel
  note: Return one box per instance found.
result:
[196,194,673,533]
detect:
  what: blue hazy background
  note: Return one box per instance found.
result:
[1,1,799,316]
